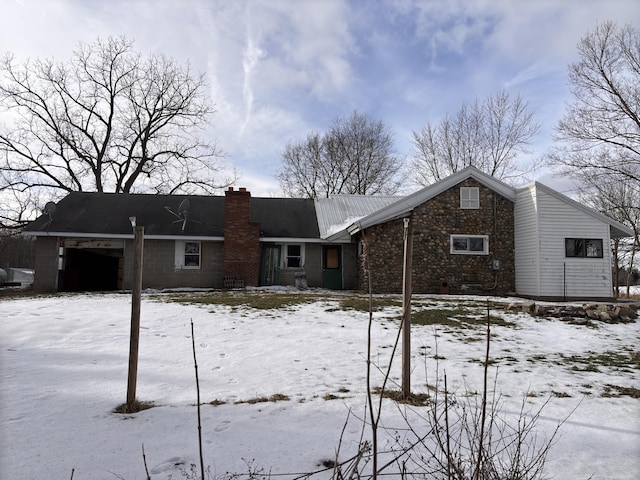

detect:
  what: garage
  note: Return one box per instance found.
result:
[59,239,124,292]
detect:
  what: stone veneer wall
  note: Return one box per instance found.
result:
[223,187,261,286]
[358,179,515,295]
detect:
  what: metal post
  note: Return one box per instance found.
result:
[127,225,144,407]
[402,217,413,400]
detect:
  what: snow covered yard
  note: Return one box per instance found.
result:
[1,290,639,479]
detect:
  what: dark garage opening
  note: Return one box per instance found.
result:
[62,248,123,292]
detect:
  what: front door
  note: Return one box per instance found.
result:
[322,245,342,289]
[260,244,281,286]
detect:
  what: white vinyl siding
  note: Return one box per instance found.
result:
[515,185,613,298]
[514,186,540,296]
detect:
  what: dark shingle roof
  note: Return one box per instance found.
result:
[23,192,320,239]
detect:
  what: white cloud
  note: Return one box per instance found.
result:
[3,0,640,199]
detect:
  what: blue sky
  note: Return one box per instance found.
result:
[2,0,639,196]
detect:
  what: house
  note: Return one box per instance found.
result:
[23,187,353,292]
[514,181,633,300]
[22,168,633,300]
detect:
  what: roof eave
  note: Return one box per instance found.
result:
[350,167,517,231]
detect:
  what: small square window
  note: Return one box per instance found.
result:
[460,187,479,209]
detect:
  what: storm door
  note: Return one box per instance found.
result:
[260,244,281,286]
[322,245,342,289]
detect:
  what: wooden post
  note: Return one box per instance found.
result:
[127,225,144,407]
[402,218,413,400]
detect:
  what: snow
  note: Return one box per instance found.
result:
[1,290,639,479]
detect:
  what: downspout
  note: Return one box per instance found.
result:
[563,262,566,302]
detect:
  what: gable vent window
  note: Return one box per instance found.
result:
[565,238,603,258]
[175,240,201,269]
[460,187,479,209]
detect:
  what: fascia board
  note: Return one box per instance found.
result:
[21,231,225,241]
[259,237,325,243]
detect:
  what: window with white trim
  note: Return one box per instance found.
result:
[460,187,479,209]
[565,238,603,258]
[450,235,489,254]
[284,244,303,268]
[175,240,201,269]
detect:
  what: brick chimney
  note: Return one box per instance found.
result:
[223,187,261,286]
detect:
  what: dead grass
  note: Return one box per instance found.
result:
[373,386,431,406]
[602,384,640,398]
[113,400,155,414]
[411,308,515,328]
[562,349,640,372]
[234,393,290,404]
[163,291,322,310]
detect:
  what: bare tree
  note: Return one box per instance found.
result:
[550,21,640,185]
[277,111,404,198]
[277,133,326,199]
[411,90,540,186]
[0,36,231,229]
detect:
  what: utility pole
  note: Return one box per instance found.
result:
[402,217,413,400]
[127,222,144,407]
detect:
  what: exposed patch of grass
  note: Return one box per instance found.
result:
[162,290,403,312]
[373,387,431,406]
[527,354,548,363]
[602,384,640,398]
[552,391,572,398]
[113,400,155,414]
[163,291,323,310]
[460,336,486,343]
[500,355,519,363]
[410,307,515,328]
[562,349,640,372]
[235,393,290,404]
[337,296,402,312]
[411,308,475,327]
[209,399,226,406]
[570,364,600,372]
[323,393,340,400]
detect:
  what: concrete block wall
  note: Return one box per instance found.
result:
[121,239,223,290]
[32,236,59,292]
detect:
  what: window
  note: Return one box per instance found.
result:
[565,238,603,258]
[175,240,201,269]
[460,187,479,209]
[450,235,489,254]
[285,244,302,268]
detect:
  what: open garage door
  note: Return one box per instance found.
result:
[60,239,124,292]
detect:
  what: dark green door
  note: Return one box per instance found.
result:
[322,245,342,289]
[260,245,281,285]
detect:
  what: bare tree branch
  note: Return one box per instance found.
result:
[0,36,232,228]
[550,21,640,186]
[411,90,541,186]
[277,111,405,198]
